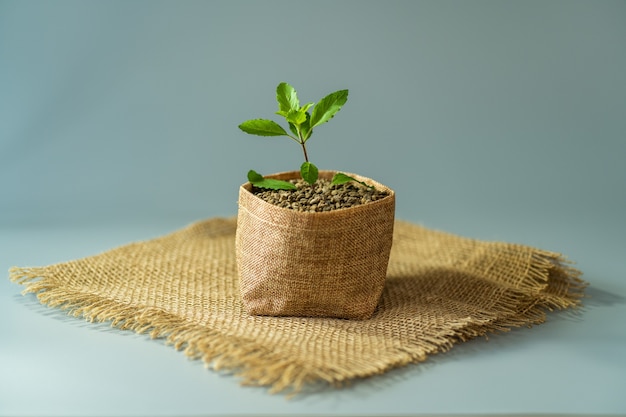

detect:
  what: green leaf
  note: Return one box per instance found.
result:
[247,170,297,190]
[285,109,307,126]
[300,161,318,185]
[310,89,349,129]
[331,172,374,189]
[276,82,299,114]
[239,119,289,136]
[254,178,298,190]
[288,122,299,137]
[300,112,312,142]
[300,102,314,113]
[247,169,264,183]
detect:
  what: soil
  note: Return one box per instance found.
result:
[251,178,390,212]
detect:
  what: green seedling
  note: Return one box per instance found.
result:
[330,172,374,189]
[239,82,366,190]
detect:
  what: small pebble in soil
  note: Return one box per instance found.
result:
[251,178,390,212]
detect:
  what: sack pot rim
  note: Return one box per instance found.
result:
[239,170,395,217]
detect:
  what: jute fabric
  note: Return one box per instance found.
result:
[237,170,395,319]
[10,217,585,394]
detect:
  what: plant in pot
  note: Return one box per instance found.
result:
[236,82,395,320]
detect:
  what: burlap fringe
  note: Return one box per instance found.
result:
[8,252,586,395]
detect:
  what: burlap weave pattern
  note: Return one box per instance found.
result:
[10,217,585,394]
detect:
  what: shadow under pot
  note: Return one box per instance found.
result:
[236,170,395,320]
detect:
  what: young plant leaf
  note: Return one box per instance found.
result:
[288,122,299,137]
[247,169,264,183]
[310,89,349,129]
[247,170,297,190]
[300,112,312,142]
[276,82,299,114]
[239,119,289,136]
[286,109,307,126]
[331,172,374,189]
[300,162,319,185]
[300,102,314,113]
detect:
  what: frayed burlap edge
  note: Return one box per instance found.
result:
[9,251,586,396]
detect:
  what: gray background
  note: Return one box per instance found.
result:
[2,0,624,238]
[1,1,625,415]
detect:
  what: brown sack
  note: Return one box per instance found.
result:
[236,170,396,319]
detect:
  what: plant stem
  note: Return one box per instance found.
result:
[297,129,309,162]
[301,142,309,162]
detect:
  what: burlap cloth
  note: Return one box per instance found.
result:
[10,217,585,394]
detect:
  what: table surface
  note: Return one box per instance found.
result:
[2,219,625,417]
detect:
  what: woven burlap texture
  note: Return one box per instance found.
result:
[237,170,395,319]
[10,217,585,394]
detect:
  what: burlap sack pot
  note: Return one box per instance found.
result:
[236,170,396,320]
